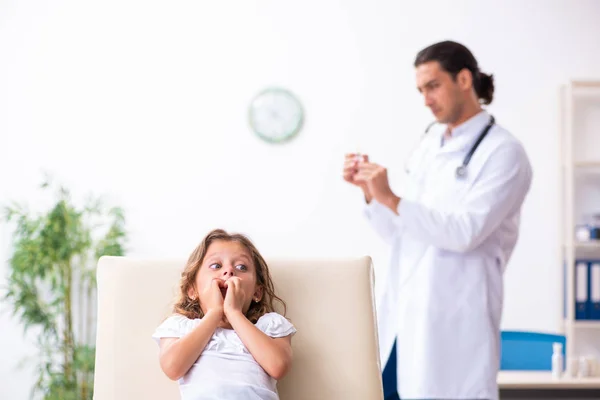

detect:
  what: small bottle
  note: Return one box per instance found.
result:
[552,343,563,379]
[578,356,590,378]
[569,357,579,378]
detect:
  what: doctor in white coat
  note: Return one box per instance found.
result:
[344,41,532,400]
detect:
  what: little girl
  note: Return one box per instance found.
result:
[152,229,296,400]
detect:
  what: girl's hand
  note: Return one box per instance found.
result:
[223,277,246,318]
[199,278,225,316]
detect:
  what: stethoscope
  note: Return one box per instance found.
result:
[407,115,495,179]
[394,115,496,292]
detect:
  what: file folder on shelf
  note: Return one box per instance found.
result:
[590,262,600,320]
[575,260,589,320]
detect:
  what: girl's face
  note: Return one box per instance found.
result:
[194,240,262,315]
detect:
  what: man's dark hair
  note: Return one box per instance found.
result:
[414,40,494,105]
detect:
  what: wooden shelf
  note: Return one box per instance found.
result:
[564,320,600,329]
[574,162,600,168]
[571,80,600,88]
[574,241,600,248]
[498,371,600,389]
[560,162,600,171]
[570,81,600,98]
[563,241,600,249]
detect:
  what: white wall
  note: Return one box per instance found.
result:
[2,0,600,397]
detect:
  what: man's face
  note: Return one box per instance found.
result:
[416,61,465,125]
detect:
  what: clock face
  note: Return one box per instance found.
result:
[248,87,304,143]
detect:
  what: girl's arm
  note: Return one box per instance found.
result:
[158,309,222,380]
[227,311,293,380]
[158,278,226,380]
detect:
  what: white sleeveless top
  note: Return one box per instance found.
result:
[152,312,296,400]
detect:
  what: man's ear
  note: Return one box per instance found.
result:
[456,68,473,91]
[253,286,263,302]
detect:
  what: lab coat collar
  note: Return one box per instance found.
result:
[438,109,491,153]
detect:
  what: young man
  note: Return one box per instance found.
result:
[343,41,532,400]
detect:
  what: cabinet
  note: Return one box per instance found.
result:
[559,80,600,375]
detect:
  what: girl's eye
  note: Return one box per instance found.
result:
[209,263,221,270]
[236,264,248,272]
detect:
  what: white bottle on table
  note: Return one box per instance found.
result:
[552,342,563,379]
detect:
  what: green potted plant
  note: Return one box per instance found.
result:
[2,177,127,400]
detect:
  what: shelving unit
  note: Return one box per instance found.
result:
[559,80,600,377]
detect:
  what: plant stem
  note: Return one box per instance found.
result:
[78,267,84,398]
[64,260,75,388]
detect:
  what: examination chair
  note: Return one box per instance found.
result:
[93,256,384,400]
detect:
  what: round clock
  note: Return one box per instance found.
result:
[248,87,304,143]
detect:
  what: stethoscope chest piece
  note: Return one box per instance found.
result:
[455,165,467,179]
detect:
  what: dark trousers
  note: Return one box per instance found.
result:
[383,340,400,400]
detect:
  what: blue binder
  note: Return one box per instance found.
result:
[575,260,589,320]
[590,261,600,320]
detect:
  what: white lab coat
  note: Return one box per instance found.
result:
[365,110,532,400]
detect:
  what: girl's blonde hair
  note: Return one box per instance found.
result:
[173,229,286,323]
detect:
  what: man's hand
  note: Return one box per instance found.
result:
[343,153,373,202]
[355,161,401,213]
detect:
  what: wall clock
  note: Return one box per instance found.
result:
[248,87,304,143]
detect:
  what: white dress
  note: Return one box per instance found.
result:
[152,312,296,400]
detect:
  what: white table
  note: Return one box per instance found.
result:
[498,371,600,389]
